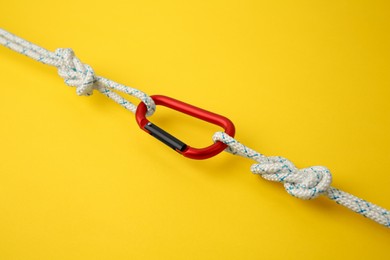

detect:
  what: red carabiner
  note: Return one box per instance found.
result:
[136,95,235,159]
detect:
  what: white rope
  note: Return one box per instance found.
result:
[1,28,389,228]
[213,132,390,228]
[0,28,156,116]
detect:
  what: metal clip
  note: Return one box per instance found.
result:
[136,95,235,159]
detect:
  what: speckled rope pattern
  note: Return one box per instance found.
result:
[213,132,390,228]
[0,29,156,116]
[1,28,389,228]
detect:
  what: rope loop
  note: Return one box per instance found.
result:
[0,28,155,115]
[55,48,96,96]
[213,131,389,227]
[251,157,332,199]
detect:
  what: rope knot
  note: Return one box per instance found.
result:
[251,156,332,199]
[55,48,96,96]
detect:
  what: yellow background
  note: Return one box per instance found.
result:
[1,0,389,259]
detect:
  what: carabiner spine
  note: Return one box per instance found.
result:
[144,122,188,152]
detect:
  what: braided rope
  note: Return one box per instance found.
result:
[213,132,390,228]
[0,29,156,116]
[1,28,389,228]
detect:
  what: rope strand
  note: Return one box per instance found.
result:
[213,131,390,228]
[0,28,156,116]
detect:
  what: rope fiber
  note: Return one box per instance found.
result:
[213,132,390,228]
[0,29,156,116]
[1,28,389,228]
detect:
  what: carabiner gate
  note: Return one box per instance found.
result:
[135,95,235,160]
